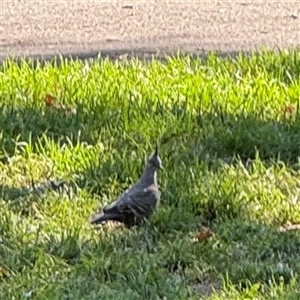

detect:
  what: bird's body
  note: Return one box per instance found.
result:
[91,147,163,227]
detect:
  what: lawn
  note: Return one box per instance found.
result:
[0,49,300,300]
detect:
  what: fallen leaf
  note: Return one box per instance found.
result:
[192,227,214,243]
[44,95,77,115]
[282,105,295,115]
[44,94,56,107]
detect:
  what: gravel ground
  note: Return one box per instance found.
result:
[0,0,299,61]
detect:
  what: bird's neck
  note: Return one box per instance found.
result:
[138,166,157,186]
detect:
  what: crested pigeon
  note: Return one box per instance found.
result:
[91,146,163,227]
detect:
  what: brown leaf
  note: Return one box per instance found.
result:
[44,95,77,115]
[192,227,214,243]
[282,105,295,115]
[44,94,57,107]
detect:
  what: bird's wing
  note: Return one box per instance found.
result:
[104,186,158,217]
[91,189,131,224]
[103,188,130,211]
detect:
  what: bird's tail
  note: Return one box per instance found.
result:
[90,211,111,225]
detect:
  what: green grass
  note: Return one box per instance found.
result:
[0,49,300,299]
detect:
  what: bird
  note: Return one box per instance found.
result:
[90,145,163,228]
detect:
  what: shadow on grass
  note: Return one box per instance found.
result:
[0,105,84,157]
[1,103,300,162]
[196,109,300,165]
[1,104,300,219]
[0,48,256,67]
[1,101,300,297]
[1,210,300,299]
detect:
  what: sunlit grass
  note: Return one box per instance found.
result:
[0,49,300,299]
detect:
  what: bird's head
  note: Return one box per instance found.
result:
[147,144,163,171]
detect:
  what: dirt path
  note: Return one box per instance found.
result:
[0,1,299,62]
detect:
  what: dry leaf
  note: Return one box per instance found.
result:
[43,95,77,115]
[44,94,56,107]
[283,105,296,115]
[192,227,214,243]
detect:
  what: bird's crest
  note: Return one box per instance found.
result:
[147,144,163,170]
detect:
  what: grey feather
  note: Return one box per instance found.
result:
[91,148,163,227]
